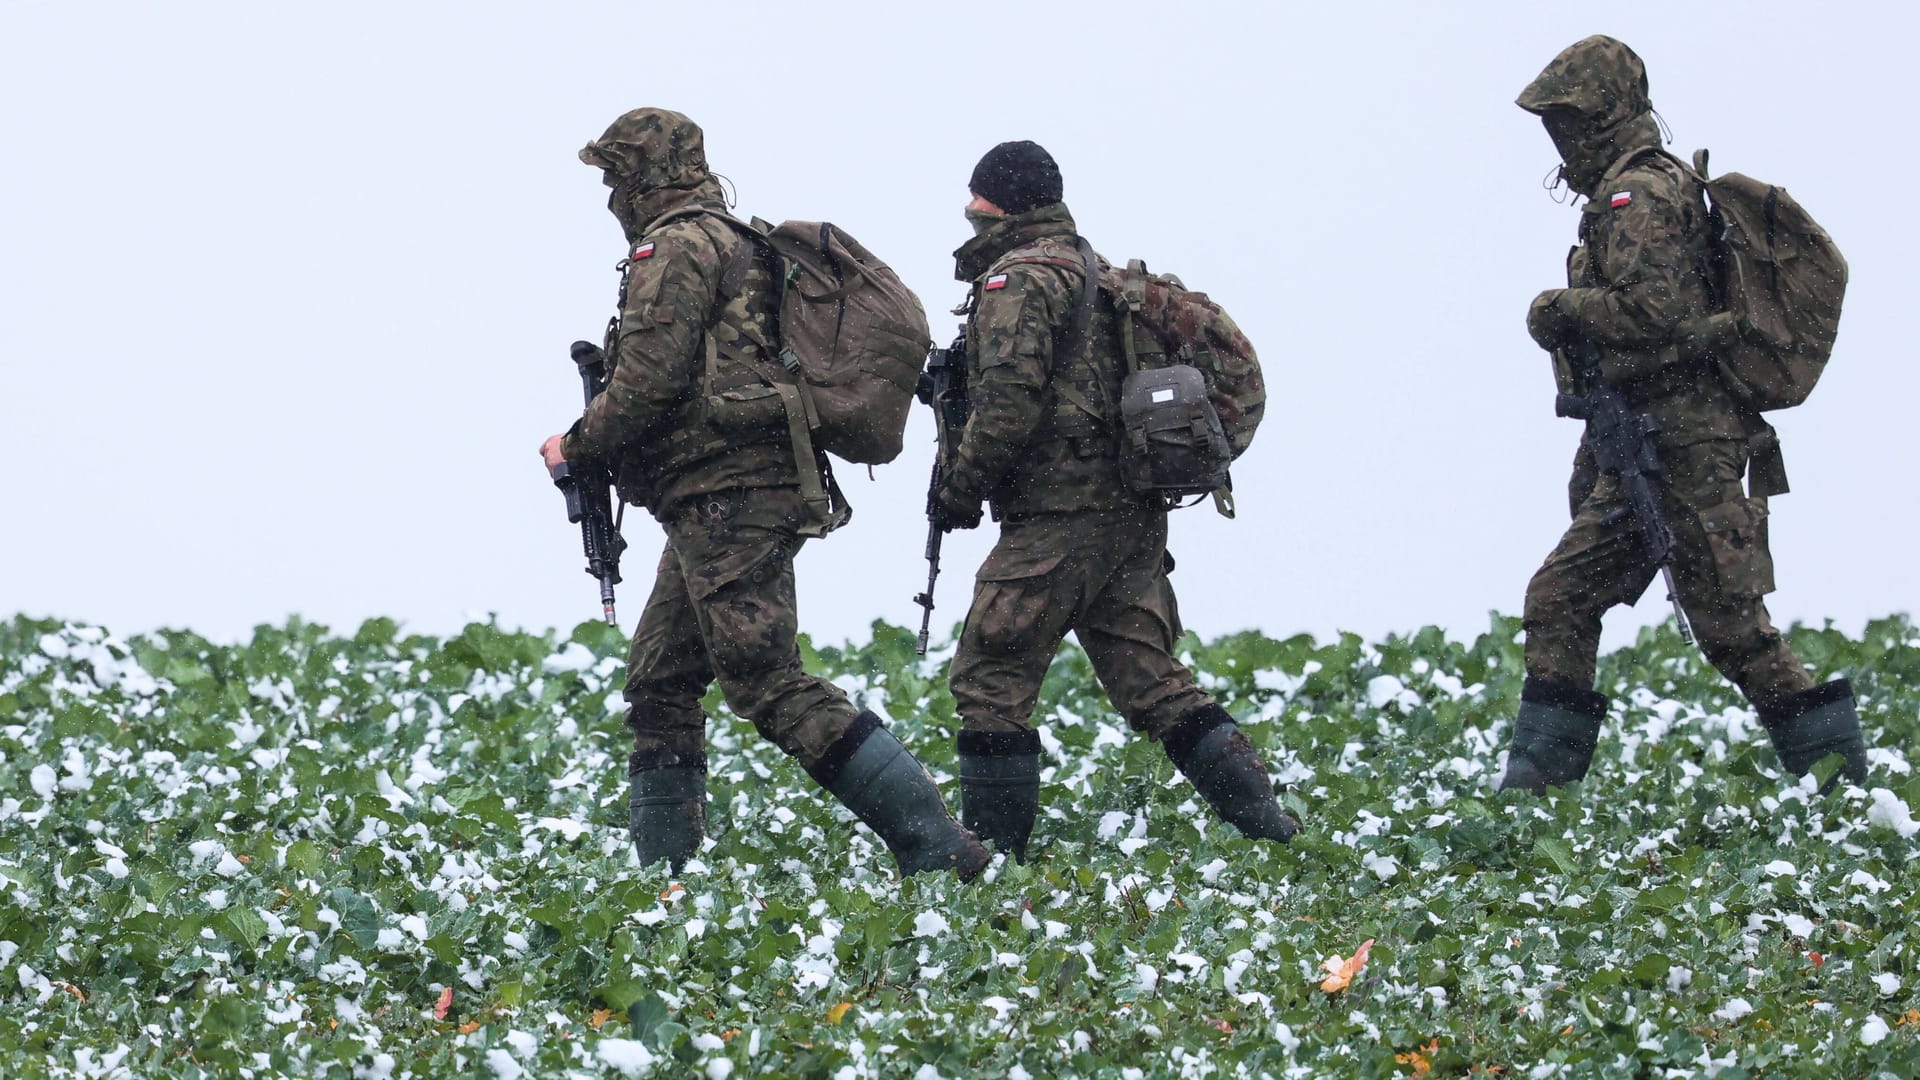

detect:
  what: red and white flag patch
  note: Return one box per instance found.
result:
[632,241,656,259]
[1609,191,1632,209]
[984,273,1009,291]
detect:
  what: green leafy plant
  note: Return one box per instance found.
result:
[1,613,1914,1077]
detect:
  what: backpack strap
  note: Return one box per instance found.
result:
[755,230,851,537]
[1747,419,1789,497]
[1115,259,1150,377]
[682,210,852,537]
[1048,239,1112,425]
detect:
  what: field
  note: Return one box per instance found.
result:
[1,612,1916,1078]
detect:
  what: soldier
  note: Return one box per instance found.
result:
[1505,38,1868,793]
[932,141,1300,861]
[539,108,988,880]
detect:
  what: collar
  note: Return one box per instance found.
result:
[953,202,1079,281]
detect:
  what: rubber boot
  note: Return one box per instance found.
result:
[1757,678,1867,790]
[628,752,706,872]
[813,713,991,881]
[1498,676,1607,794]
[957,729,1042,863]
[1162,704,1299,842]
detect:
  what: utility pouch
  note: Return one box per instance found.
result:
[1118,364,1232,501]
[704,384,789,433]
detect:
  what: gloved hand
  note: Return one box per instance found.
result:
[931,477,984,532]
[1526,289,1574,350]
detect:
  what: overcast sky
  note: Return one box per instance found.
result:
[2,1,1913,657]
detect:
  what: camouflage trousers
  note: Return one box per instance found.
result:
[623,486,859,770]
[949,509,1212,738]
[1523,438,1813,702]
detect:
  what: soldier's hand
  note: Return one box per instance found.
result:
[931,481,983,532]
[540,434,569,470]
[1526,289,1572,350]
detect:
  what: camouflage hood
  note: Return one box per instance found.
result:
[1517,36,1662,196]
[954,202,1078,281]
[581,108,724,242]
[581,107,711,190]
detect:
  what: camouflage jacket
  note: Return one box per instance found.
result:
[560,183,797,514]
[948,203,1148,520]
[1554,145,1749,447]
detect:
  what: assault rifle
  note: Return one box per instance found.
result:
[550,339,626,626]
[912,329,969,655]
[1556,338,1694,644]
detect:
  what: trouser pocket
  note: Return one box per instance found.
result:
[1696,497,1776,597]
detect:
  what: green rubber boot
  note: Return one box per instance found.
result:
[1758,678,1867,790]
[1163,704,1299,842]
[1498,676,1607,794]
[957,728,1042,863]
[814,714,990,881]
[628,754,706,872]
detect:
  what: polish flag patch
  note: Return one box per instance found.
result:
[984,273,1009,290]
[1609,191,1632,209]
[632,241,656,259]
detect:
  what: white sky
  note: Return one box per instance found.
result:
[3,1,1913,654]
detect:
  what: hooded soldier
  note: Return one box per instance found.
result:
[540,108,988,881]
[1503,39,1868,795]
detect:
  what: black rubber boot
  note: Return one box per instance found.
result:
[957,729,1043,863]
[628,751,707,872]
[1498,676,1607,794]
[1758,678,1867,789]
[812,713,991,881]
[1162,704,1299,842]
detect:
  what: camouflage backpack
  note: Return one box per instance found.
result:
[987,242,1264,516]
[1683,149,1847,410]
[1093,255,1264,517]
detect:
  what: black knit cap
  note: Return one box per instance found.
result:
[968,141,1063,214]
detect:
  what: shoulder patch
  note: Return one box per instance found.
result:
[984,273,1009,291]
[632,241,656,259]
[1608,191,1632,209]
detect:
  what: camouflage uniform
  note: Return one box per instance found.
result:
[562,109,860,775]
[943,205,1207,738]
[1506,38,1865,791]
[564,110,987,878]
[938,201,1297,854]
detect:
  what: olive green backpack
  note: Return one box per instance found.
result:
[686,211,933,535]
[1684,149,1847,410]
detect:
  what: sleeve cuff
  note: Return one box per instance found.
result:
[559,420,597,465]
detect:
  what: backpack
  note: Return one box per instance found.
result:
[1685,149,1847,410]
[1099,257,1265,517]
[745,218,934,463]
[686,212,932,535]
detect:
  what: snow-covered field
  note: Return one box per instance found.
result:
[2,614,1916,1077]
